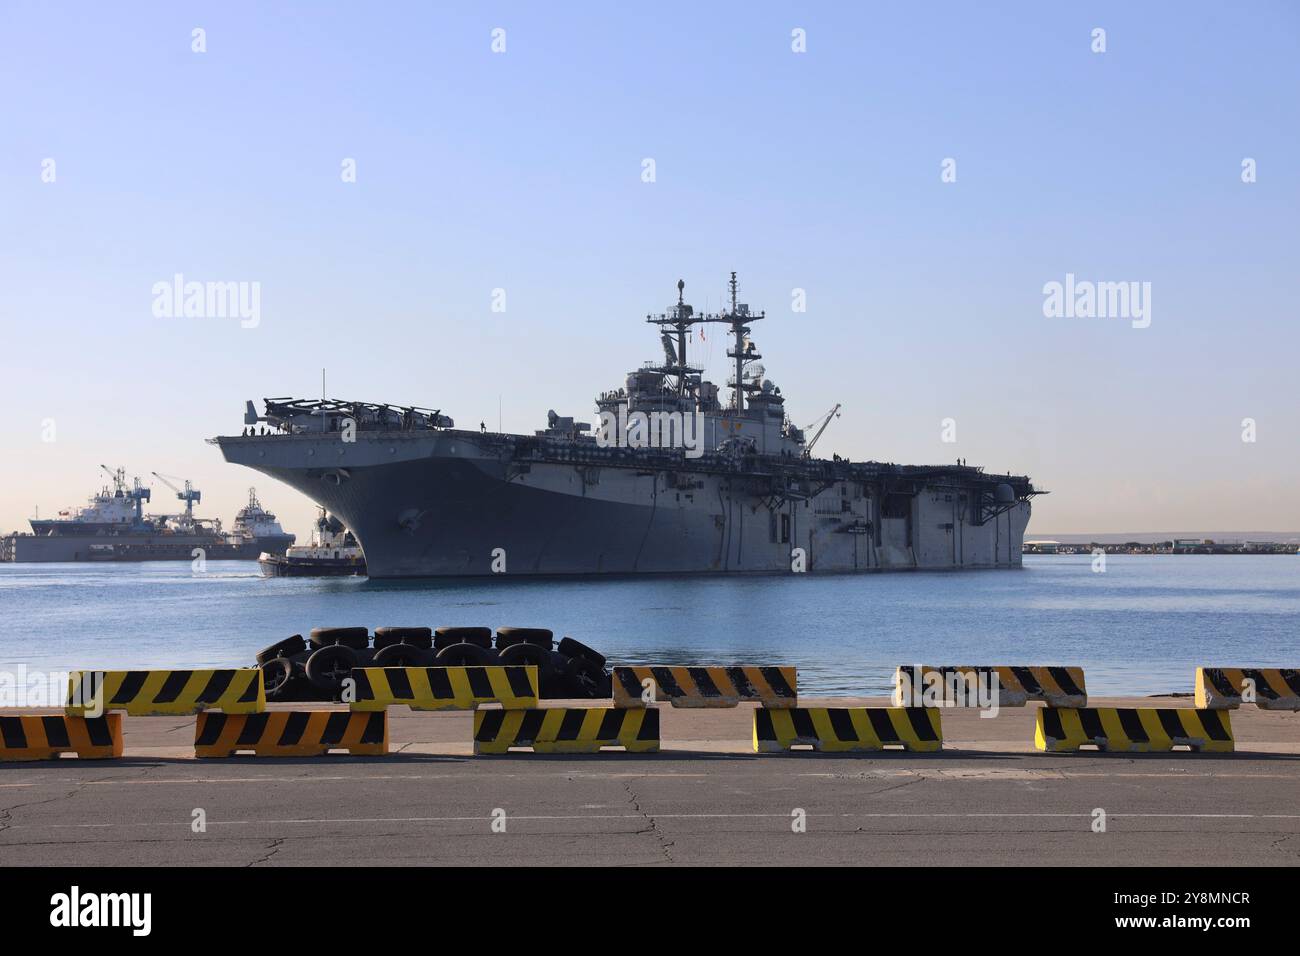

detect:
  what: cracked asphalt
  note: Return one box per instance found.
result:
[1,697,1297,866]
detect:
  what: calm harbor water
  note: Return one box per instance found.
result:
[0,555,1295,696]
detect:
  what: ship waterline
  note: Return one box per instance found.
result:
[215,274,1038,579]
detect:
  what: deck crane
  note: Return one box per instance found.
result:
[98,464,127,492]
[802,404,842,458]
[100,464,150,521]
[152,472,201,523]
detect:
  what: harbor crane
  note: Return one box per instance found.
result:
[802,404,842,457]
[152,472,201,521]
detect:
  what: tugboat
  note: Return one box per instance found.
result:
[259,508,366,577]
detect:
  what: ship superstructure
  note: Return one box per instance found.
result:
[259,508,365,576]
[231,488,296,553]
[29,467,151,536]
[214,274,1039,578]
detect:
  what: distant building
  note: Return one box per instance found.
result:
[1024,539,1060,554]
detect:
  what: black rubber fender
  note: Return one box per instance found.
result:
[372,642,435,667]
[495,627,554,651]
[433,627,492,651]
[260,657,295,700]
[433,642,497,667]
[562,655,612,699]
[256,634,307,664]
[304,644,360,694]
[556,636,606,669]
[497,641,556,675]
[309,627,370,651]
[374,626,433,650]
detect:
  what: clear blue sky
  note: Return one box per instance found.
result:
[2,1,1297,537]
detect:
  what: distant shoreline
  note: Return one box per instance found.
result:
[1030,532,1300,544]
[1026,541,1297,555]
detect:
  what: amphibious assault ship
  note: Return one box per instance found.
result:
[215,275,1039,579]
[1,468,294,562]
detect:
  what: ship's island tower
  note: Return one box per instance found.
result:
[639,273,796,455]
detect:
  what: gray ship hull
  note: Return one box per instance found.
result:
[2,533,292,563]
[217,432,1031,579]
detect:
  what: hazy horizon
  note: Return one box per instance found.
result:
[3,2,1298,541]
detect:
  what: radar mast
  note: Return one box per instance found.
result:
[644,279,704,399]
[644,272,766,411]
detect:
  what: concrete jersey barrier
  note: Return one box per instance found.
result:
[1195,667,1300,711]
[0,714,124,761]
[754,706,943,753]
[893,665,1086,708]
[195,710,388,757]
[473,707,660,754]
[1035,707,1233,753]
[66,669,264,717]
[350,665,539,711]
[613,665,797,709]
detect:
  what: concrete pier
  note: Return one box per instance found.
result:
[2,696,1297,866]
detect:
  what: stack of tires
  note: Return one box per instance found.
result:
[255,626,612,702]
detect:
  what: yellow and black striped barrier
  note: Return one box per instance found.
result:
[0,714,124,761]
[1035,706,1233,753]
[753,706,943,753]
[473,707,659,754]
[195,710,388,757]
[1195,667,1300,711]
[613,665,797,708]
[893,665,1087,708]
[66,669,264,717]
[350,665,538,711]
